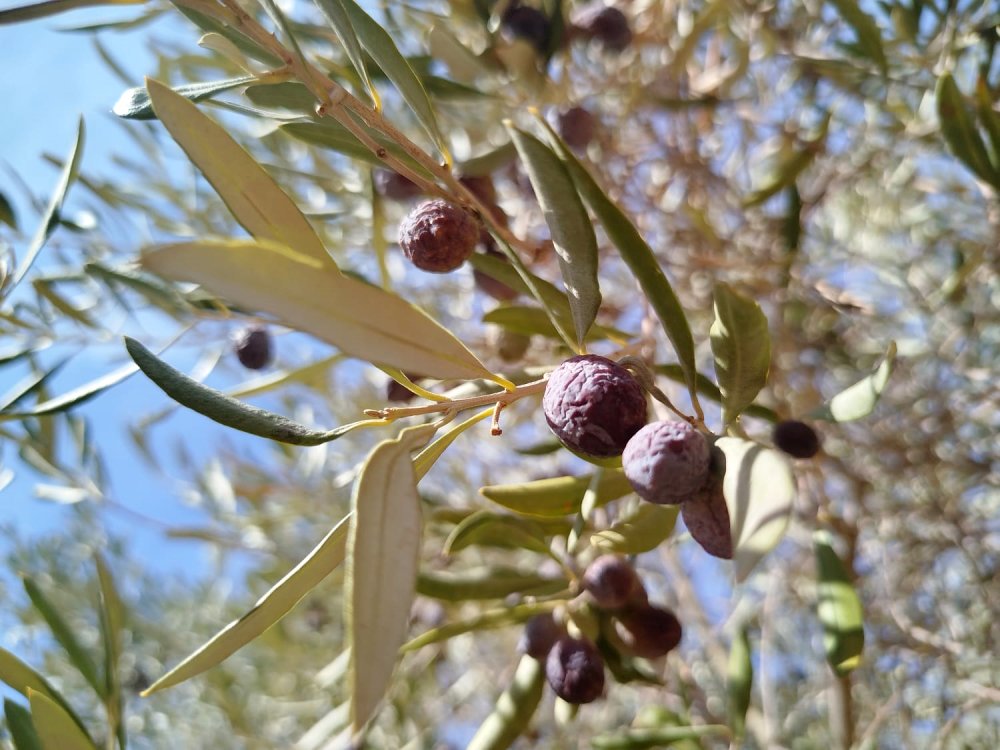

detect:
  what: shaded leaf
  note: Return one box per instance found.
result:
[812,342,896,422]
[506,125,600,348]
[401,602,555,653]
[828,0,887,73]
[244,82,317,113]
[143,514,351,694]
[279,121,421,168]
[26,691,95,750]
[710,283,771,426]
[11,118,84,290]
[416,567,567,601]
[814,531,864,675]
[124,337,372,445]
[591,725,730,749]
[483,305,628,342]
[543,125,699,403]
[937,73,1000,187]
[458,141,518,177]
[141,240,496,381]
[590,503,678,554]
[22,577,103,698]
[347,425,435,733]
[338,0,449,160]
[480,470,633,517]
[112,76,256,120]
[975,76,1000,168]
[0,189,16,229]
[445,511,552,556]
[4,699,42,750]
[145,78,331,265]
[312,0,378,108]
[716,437,794,582]
[654,364,778,422]
[175,5,282,66]
[727,627,752,739]
[94,556,125,748]
[467,655,545,750]
[0,0,141,25]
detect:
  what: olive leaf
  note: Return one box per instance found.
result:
[814,531,864,676]
[710,282,771,426]
[506,125,601,349]
[444,511,552,557]
[112,76,257,120]
[312,0,378,108]
[347,424,436,734]
[141,239,497,382]
[0,0,143,25]
[480,470,633,517]
[937,73,1000,188]
[143,514,351,695]
[145,78,332,265]
[591,725,730,749]
[715,437,794,582]
[0,648,88,737]
[27,691,96,750]
[4,698,41,750]
[591,503,679,554]
[401,602,556,653]
[416,567,568,601]
[467,656,545,750]
[728,627,753,739]
[811,341,896,422]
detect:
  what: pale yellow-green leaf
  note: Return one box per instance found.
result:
[716,437,795,582]
[145,78,331,265]
[413,408,492,480]
[143,515,351,695]
[347,425,436,733]
[590,502,678,554]
[27,691,95,750]
[141,239,495,381]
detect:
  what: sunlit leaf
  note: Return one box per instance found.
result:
[591,724,730,749]
[145,78,331,265]
[141,240,496,381]
[416,567,567,601]
[710,283,771,426]
[244,82,316,113]
[95,556,125,748]
[0,0,142,25]
[506,125,600,348]
[112,76,256,120]
[401,602,556,652]
[143,514,351,694]
[312,0,378,108]
[812,342,896,422]
[654,364,778,422]
[175,5,282,66]
[26,691,96,750]
[591,503,678,554]
[10,118,84,290]
[458,141,517,177]
[4,699,42,750]
[715,437,794,582]
[413,408,492,480]
[347,424,436,733]
[814,531,864,675]
[480,470,633,517]
[467,655,545,750]
[22,577,104,698]
[0,649,87,736]
[483,305,628,343]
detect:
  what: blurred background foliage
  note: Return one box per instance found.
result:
[0,0,997,748]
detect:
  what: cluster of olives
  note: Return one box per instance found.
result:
[520,555,681,705]
[500,1,633,55]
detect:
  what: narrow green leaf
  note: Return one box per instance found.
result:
[937,73,1000,187]
[742,146,817,208]
[112,76,256,120]
[591,724,730,749]
[444,511,552,556]
[401,602,556,653]
[416,567,567,601]
[22,577,103,698]
[716,437,794,582]
[458,141,518,177]
[468,251,575,325]
[590,503,678,554]
[0,648,85,734]
[654,364,778,422]
[124,337,370,445]
[727,627,752,739]
[11,118,84,290]
[94,556,125,749]
[543,125,699,403]
[338,0,449,161]
[413,408,492,481]
[347,425,435,733]
[975,77,1000,169]
[145,78,331,265]
[279,121,415,166]
[814,531,864,675]
[0,189,16,229]
[0,361,139,422]
[141,240,496,381]
[244,82,316,113]
[143,514,351,694]
[828,0,887,73]
[0,0,142,25]
[506,125,600,348]
[811,342,896,422]
[4,699,42,750]
[467,655,545,750]
[0,360,69,414]
[312,0,378,108]
[483,305,628,342]
[480,470,633,517]
[175,5,282,66]
[427,23,494,83]
[27,691,96,750]
[710,282,771,426]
